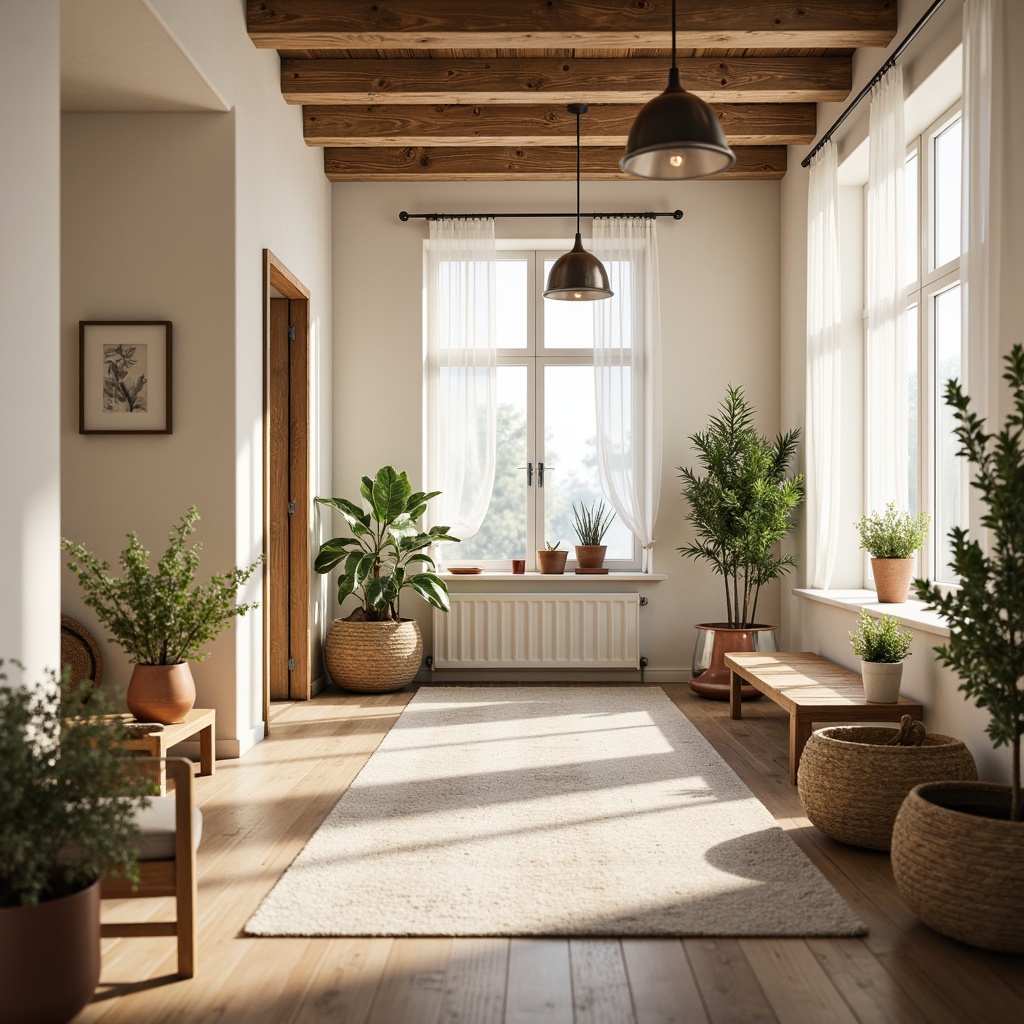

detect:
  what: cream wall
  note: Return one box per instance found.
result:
[332,178,783,680]
[0,0,61,683]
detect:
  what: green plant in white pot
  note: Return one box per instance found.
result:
[849,608,913,703]
[855,503,930,603]
[889,344,1024,954]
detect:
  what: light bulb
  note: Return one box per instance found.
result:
[669,154,684,168]
[573,292,583,299]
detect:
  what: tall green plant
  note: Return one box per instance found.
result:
[678,385,804,628]
[62,507,262,665]
[914,345,1024,822]
[314,466,458,621]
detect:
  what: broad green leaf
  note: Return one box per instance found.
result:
[371,466,412,524]
[408,573,450,611]
[313,537,359,574]
[360,476,374,505]
[365,575,399,610]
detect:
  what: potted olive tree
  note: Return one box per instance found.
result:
[849,609,913,703]
[678,385,803,699]
[314,466,458,692]
[62,507,262,724]
[0,663,152,1022]
[891,345,1024,953]
[855,503,931,602]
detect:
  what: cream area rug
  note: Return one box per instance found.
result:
[245,687,866,937]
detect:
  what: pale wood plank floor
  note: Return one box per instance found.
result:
[78,684,1024,1024]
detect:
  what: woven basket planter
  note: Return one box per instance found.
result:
[324,617,422,693]
[891,782,1024,953]
[871,557,913,603]
[797,725,977,851]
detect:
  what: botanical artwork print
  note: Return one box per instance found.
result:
[103,343,148,413]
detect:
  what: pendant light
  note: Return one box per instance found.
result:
[543,104,613,301]
[620,0,735,179]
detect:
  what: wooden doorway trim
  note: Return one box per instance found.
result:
[263,250,312,731]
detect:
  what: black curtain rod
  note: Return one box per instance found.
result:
[399,209,683,222]
[801,0,948,169]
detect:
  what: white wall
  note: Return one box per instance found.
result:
[0,1,61,683]
[332,178,784,679]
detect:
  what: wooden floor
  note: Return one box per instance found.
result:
[79,684,1024,1024]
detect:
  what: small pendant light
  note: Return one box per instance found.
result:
[544,103,613,301]
[620,0,735,179]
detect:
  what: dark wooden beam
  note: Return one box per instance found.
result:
[283,56,851,105]
[304,102,816,146]
[249,0,896,50]
[323,144,786,181]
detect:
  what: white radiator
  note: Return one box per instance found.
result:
[433,593,640,670]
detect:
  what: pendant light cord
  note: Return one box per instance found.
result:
[671,0,677,70]
[576,110,582,236]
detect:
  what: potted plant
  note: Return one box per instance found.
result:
[314,466,458,692]
[849,608,913,703]
[571,500,616,573]
[890,344,1024,953]
[536,540,568,575]
[0,662,152,1022]
[678,385,803,699]
[62,507,262,724]
[855,503,931,602]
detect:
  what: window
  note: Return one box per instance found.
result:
[447,249,640,571]
[904,104,965,584]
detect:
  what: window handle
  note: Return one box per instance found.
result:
[539,462,552,487]
[518,463,533,486]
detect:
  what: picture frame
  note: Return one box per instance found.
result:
[79,321,172,434]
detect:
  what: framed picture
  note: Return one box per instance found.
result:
[79,321,172,434]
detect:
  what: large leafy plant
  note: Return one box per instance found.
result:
[62,507,262,665]
[0,662,152,907]
[314,466,458,622]
[914,345,1024,822]
[678,385,804,628]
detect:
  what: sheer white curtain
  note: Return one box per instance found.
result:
[864,66,908,515]
[805,140,843,589]
[425,218,497,539]
[592,217,662,572]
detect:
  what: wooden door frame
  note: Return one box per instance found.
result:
[263,250,312,730]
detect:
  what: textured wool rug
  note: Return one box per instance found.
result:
[245,687,866,937]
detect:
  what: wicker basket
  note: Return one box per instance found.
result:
[797,725,977,850]
[324,617,422,693]
[892,782,1024,953]
[60,615,103,693]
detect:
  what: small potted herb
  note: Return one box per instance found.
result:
[571,500,616,572]
[536,540,567,575]
[849,608,913,702]
[855,503,930,603]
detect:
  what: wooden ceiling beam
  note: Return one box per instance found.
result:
[283,56,851,105]
[304,102,816,147]
[323,144,786,181]
[249,0,896,50]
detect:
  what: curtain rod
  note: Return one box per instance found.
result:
[801,0,948,169]
[398,210,683,222]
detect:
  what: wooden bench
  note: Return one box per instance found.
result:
[118,708,216,795]
[725,652,923,784]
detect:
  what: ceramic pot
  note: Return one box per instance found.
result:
[127,662,196,723]
[690,623,776,700]
[0,879,100,1024]
[574,545,607,569]
[860,660,903,703]
[324,617,422,693]
[536,549,568,574]
[871,557,914,602]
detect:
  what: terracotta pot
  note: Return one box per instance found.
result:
[871,557,914,603]
[324,617,422,693]
[0,879,101,1024]
[127,662,196,724]
[690,623,776,700]
[891,782,1024,953]
[860,660,904,703]
[536,549,568,574]
[574,545,607,569]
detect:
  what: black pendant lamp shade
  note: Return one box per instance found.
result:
[544,104,612,301]
[620,1,735,179]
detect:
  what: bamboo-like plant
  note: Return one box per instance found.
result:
[571,500,616,546]
[914,345,1024,822]
[678,385,804,628]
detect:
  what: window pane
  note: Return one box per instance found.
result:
[453,366,528,561]
[542,259,596,348]
[933,284,962,582]
[933,117,962,269]
[905,150,919,288]
[496,259,528,349]
[907,303,919,514]
[542,365,633,559]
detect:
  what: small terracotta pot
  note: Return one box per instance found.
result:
[127,662,196,723]
[871,557,914,603]
[574,545,607,569]
[537,549,568,574]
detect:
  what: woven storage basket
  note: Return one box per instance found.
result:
[60,615,103,693]
[797,725,977,851]
[324,617,422,693]
[892,782,1024,953]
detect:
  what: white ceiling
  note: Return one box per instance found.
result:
[61,0,228,112]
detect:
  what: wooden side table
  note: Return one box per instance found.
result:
[121,708,216,794]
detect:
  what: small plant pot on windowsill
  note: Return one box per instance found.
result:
[861,660,904,703]
[537,549,568,574]
[574,545,607,574]
[871,557,914,603]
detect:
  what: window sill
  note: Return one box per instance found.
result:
[793,588,950,637]
[441,572,667,583]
